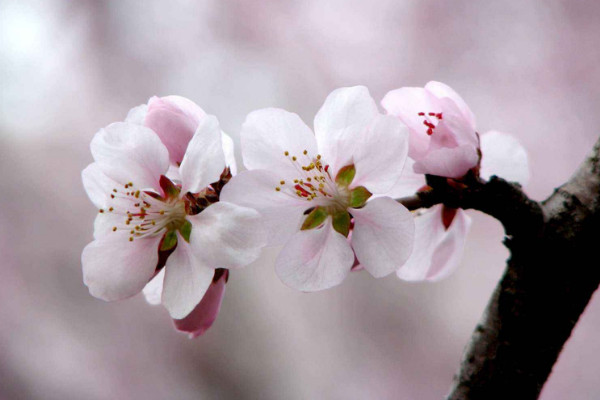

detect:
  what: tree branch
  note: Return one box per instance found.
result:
[398,137,600,399]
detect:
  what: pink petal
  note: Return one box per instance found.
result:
[144,95,206,164]
[275,221,354,291]
[424,81,476,130]
[82,232,162,301]
[174,271,228,338]
[351,115,410,194]
[179,115,225,194]
[351,197,415,278]
[313,86,378,172]
[187,202,267,269]
[381,87,441,159]
[479,131,530,186]
[162,233,215,319]
[90,122,169,190]
[240,108,318,176]
[219,170,309,246]
[396,206,471,282]
[413,144,479,179]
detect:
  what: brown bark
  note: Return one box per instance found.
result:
[398,137,600,400]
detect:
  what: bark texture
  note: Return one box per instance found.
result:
[400,137,600,399]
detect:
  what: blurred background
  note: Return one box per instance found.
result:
[1,0,599,399]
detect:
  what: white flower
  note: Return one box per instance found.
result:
[82,116,266,320]
[221,86,415,291]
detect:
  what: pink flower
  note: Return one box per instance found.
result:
[388,132,529,281]
[81,116,266,335]
[125,95,237,175]
[381,81,480,179]
[220,86,415,291]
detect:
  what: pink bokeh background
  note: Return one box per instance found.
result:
[1,1,599,399]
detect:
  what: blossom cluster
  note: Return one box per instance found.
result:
[82,83,529,337]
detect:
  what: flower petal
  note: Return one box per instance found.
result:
[351,197,415,278]
[125,103,148,125]
[219,170,309,246]
[413,144,479,179]
[240,108,318,175]
[143,268,165,305]
[313,86,378,172]
[424,81,476,130]
[275,221,354,291]
[174,271,228,338]
[479,131,530,186]
[179,115,225,194]
[381,158,427,199]
[187,202,266,269]
[381,87,442,159]
[144,95,206,164]
[90,122,169,190]
[161,233,215,319]
[221,132,237,176]
[82,233,162,301]
[397,206,471,281]
[82,163,120,209]
[314,86,378,136]
[351,115,410,194]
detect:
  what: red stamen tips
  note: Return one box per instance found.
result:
[294,184,310,197]
[418,112,425,116]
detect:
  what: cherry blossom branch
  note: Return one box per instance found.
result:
[397,137,600,399]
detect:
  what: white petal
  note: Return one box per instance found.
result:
[381,87,441,159]
[240,108,318,175]
[479,131,530,186]
[275,221,354,291]
[125,103,148,125]
[314,86,378,135]
[314,86,378,171]
[219,170,309,246]
[179,115,225,194]
[82,163,120,209]
[162,233,215,319]
[351,115,410,194]
[82,233,162,301]
[351,197,415,278]
[188,202,267,269]
[90,122,169,190]
[92,212,123,239]
[427,209,471,281]
[221,132,237,176]
[413,144,479,179]
[381,158,427,198]
[143,269,165,305]
[397,206,471,282]
[425,81,476,130]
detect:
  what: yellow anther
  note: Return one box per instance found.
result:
[284,151,289,156]
[112,227,117,232]
[130,230,135,234]
[317,154,322,160]
[109,207,114,212]
[129,237,133,242]
[275,187,281,192]
[292,156,297,161]
[125,220,131,225]
[151,221,156,225]
[113,189,117,193]
[303,150,308,155]
[159,210,165,215]
[134,190,140,198]
[294,179,299,183]
[307,177,312,182]
[280,180,285,185]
